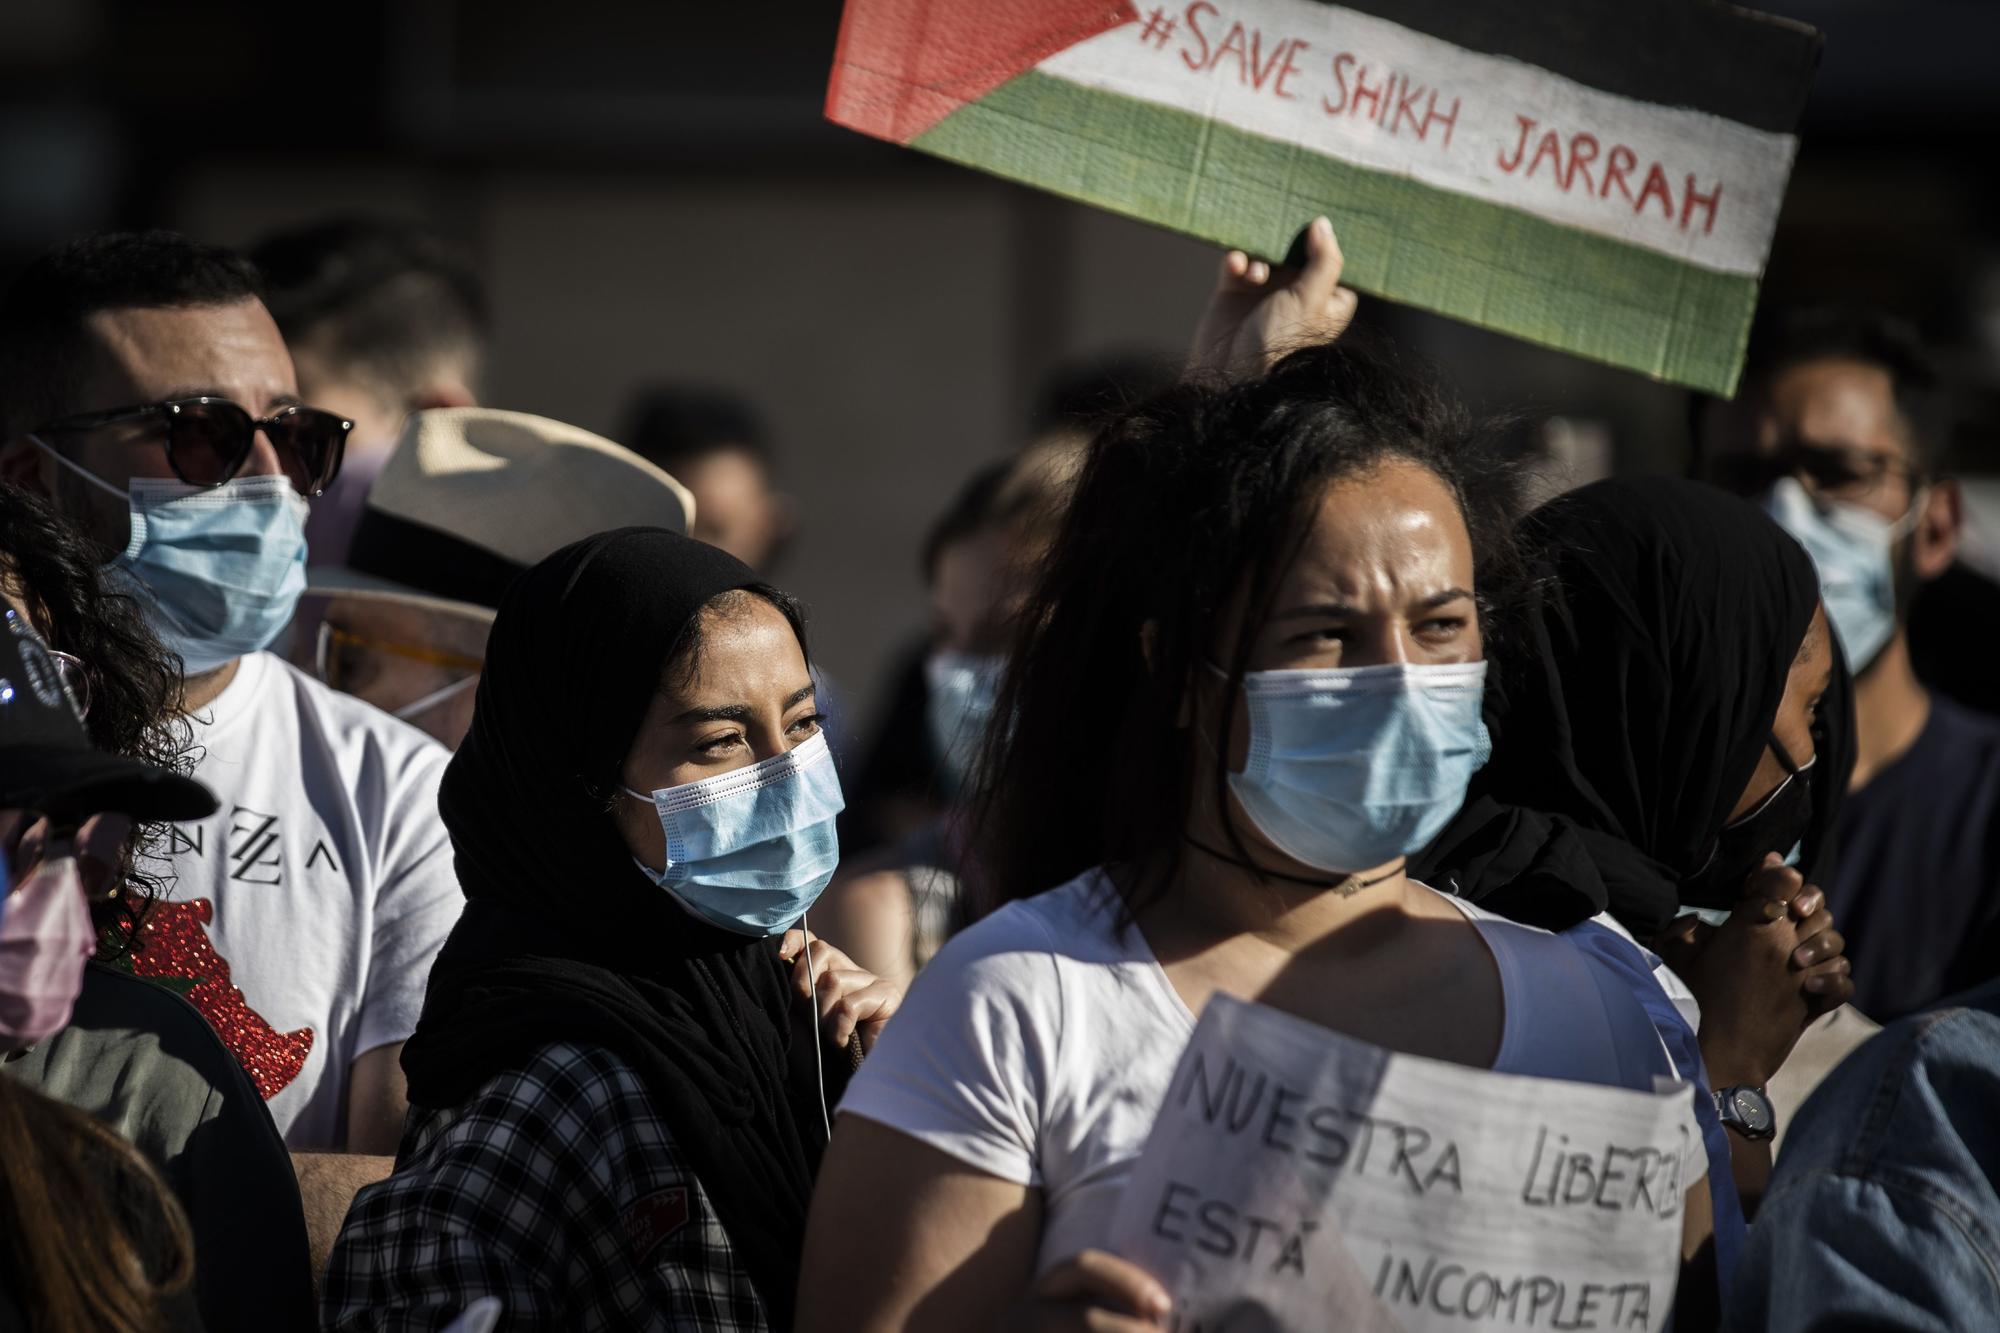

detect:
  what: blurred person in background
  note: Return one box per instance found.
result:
[325,529,899,1333]
[817,447,1079,987]
[838,355,1171,864]
[619,385,866,768]
[0,230,460,1270]
[1695,307,2000,1020]
[249,217,487,567]
[622,386,794,572]
[1,484,314,1330]
[2,613,222,1333]
[302,407,693,749]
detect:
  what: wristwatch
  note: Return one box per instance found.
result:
[1713,1084,1776,1141]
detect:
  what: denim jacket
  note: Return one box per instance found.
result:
[1727,981,2000,1331]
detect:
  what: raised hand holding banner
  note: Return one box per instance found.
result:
[827,0,1822,395]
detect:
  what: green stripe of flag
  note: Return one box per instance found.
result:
[915,68,1757,395]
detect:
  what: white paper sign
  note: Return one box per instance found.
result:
[1108,994,1698,1332]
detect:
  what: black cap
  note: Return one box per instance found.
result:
[0,616,217,823]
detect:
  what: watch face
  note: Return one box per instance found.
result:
[1731,1088,1774,1133]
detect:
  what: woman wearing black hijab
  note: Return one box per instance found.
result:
[322,528,899,1333]
[1438,477,1855,939]
[1415,477,1858,1307]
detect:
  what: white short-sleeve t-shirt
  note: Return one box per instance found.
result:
[132,651,463,1149]
[840,868,1692,1274]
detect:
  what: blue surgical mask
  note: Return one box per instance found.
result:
[32,438,308,676]
[1763,477,1921,671]
[621,730,846,936]
[1225,661,1491,874]
[924,651,1003,791]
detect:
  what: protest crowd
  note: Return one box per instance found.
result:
[3,11,1999,1333]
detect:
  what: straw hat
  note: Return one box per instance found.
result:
[307,407,696,621]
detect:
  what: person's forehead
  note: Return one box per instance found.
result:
[76,300,297,412]
[679,449,770,499]
[1794,608,1835,682]
[1766,358,1908,453]
[934,527,1011,589]
[668,601,807,699]
[1285,462,1472,580]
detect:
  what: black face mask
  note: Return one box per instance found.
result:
[1680,734,1816,910]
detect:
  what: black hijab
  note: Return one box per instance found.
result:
[399,527,828,1328]
[1416,477,1855,941]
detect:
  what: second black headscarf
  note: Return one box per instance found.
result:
[399,527,828,1328]
[1417,477,1855,941]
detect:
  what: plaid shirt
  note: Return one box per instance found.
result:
[323,1042,767,1332]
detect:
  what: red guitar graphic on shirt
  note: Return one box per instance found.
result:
[124,897,314,1100]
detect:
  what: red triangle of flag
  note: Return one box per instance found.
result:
[828,0,1137,144]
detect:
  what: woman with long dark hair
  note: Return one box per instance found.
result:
[821,449,1080,987]
[324,528,899,1332]
[798,342,1713,1329]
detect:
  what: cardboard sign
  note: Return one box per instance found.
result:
[826,0,1822,394]
[1105,994,1701,1332]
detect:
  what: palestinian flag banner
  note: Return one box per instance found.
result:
[826,0,1822,395]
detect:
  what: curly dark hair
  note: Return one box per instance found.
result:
[0,482,196,957]
[970,337,1536,914]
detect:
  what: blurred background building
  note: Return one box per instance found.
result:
[3,0,1996,733]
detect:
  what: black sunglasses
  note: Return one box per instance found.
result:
[37,396,351,497]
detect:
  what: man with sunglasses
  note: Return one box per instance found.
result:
[0,231,466,1270]
[1695,305,2000,1022]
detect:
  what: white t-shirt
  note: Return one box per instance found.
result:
[840,868,1691,1274]
[131,651,462,1149]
